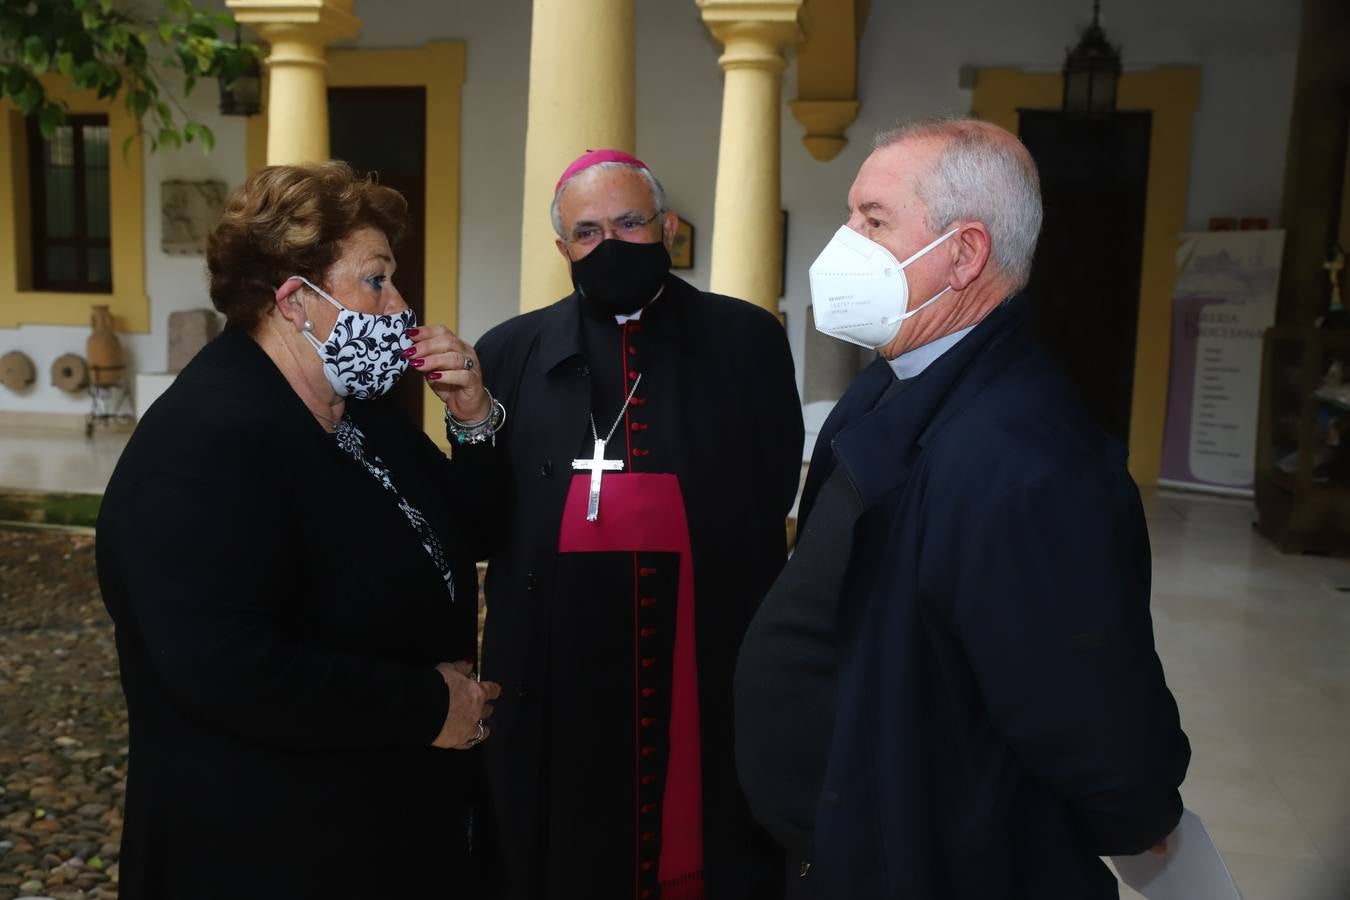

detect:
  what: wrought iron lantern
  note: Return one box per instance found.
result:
[1062,0,1122,116]
[218,27,262,118]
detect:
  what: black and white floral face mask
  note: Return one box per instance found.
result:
[288,275,416,400]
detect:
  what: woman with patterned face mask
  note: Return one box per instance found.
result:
[95,161,506,899]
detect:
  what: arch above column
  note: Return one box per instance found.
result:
[790,0,867,161]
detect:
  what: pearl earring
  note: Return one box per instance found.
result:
[303,320,313,332]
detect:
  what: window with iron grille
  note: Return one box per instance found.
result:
[26,113,113,293]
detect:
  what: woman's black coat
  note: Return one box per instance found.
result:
[96,326,505,899]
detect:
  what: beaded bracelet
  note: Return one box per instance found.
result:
[445,392,506,446]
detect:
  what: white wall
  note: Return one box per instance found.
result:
[350,0,533,345]
[1,0,1300,414]
[354,0,1305,397]
[0,83,247,415]
[355,0,723,342]
[775,0,1301,395]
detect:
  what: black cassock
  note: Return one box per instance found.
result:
[475,274,803,900]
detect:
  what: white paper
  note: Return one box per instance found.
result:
[1111,809,1242,900]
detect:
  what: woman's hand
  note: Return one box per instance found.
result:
[432,661,502,750]
[405,325,491,423]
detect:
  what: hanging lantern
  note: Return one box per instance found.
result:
[218,27,262,118]
[1062,0,1122,116]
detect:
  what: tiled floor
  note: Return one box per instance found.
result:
[1121,491,1350,900]
[0,427,1347,897]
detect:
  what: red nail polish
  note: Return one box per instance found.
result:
[406,327,420,337]
[411,358,425,368]
[401,347,416,359]
[427,371,442,381]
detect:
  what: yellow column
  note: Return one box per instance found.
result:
[518,0,636,312]
[227,0,362,165]
[700,0,803,313]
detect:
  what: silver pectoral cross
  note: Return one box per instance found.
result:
[572,439,624,522]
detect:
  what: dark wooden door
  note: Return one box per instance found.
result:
[328,86,428,427]
[1019,110,1152,444]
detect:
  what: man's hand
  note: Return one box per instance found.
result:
[431,660,501,749]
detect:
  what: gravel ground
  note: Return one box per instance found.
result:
[0,527,124,900]
[0,524,492,900]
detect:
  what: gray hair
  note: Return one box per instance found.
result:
[550,161,668,237]
[874,117,1042,290]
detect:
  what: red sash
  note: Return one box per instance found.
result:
[558,473,704,898]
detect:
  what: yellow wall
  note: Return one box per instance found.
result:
[246,42,466,437]
[0,77,148,332]
[971,67,1201,488]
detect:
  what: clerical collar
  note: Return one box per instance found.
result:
[579,284,667,325]
[614,285,665,324]
[886,325,975,380]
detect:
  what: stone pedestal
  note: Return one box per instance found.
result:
[803,306,868,403]
[167,310,222,374]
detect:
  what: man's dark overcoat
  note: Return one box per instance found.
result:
[802,300,1190,899]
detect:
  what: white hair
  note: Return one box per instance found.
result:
[550,161,668,237]
[874,117,1043,290]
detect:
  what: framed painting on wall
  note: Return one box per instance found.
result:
[671,217,694,269]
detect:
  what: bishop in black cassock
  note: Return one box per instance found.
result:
[475,151,803,900]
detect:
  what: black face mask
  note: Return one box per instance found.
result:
[570,238,671,316]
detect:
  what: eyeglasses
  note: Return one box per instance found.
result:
[565,210,665,248]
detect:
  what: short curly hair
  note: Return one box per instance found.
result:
[206,161,409,331]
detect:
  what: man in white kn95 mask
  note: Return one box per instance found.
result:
[734,118,1190,900]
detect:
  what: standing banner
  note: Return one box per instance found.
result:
[1159,230,1284,496]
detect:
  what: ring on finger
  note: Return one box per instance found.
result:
[464,357,474,371]
[466,720,487,748]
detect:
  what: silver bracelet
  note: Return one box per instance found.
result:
[446,393,506,446]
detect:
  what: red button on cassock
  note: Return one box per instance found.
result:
[640,627,656,638]
[628,370,639,380]
[639,567,657,577]
[641,657,656,668]
[631,422,648,432]
[640,597,656,608]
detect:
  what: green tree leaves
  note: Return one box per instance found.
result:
[0,0,258,153]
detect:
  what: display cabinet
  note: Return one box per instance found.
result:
[1255,327,1350,554]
